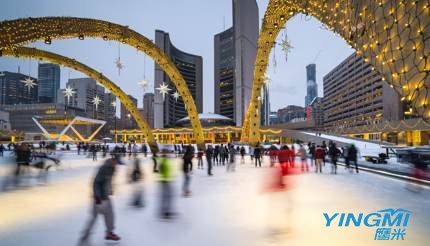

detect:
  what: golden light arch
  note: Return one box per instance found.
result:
[0,17,204,144]
[2,47,156,145]
[242,0,430,143]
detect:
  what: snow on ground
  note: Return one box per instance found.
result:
[0,156,429,246]
[302,132,391,158]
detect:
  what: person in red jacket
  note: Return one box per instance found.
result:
[315,145,325,173]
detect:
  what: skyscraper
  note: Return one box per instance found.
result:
[260,85,270,126]
[38,63,60,103]
[120,95,138,129]
[154,30,203,128]
[143,93,154,128]
[305,64,318,108]
[214,0,259,126]
[58,78,105,119]
[0,71,38,105]
[323,52,402,130]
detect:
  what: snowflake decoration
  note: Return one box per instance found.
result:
[63,86,75,104]
[138,79,150,91]
[156,82,171,101]
[20,77,37,93]
[92,95,102,111]
[172,91,180,102]
[114,57,124,75]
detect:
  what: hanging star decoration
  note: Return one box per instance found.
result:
[20,77,37,93]
[138,79,150,91]
[156,82,171,101]
[114,57,124,75]
[279,33,293,62]
[63,86,76,105]
[92,95,102,111]
[172,91,180,102]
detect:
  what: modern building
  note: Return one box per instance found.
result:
[143,93,154,128]
[214,0,259,126]
[308,97,324,130]
[305,64,318,108]
[277,105,306,124]
[120,95,138,130]
[2,103,87,139]
[103,93,117,135]
[37,63,60,103]
[323,52,402,130]
[154,30,203,128]
[0,71,38,105]
[260,85,270,126]
[58,78,106,120]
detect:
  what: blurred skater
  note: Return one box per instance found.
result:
[182,145,193,197]
[206,145,214,176]
[79,152,123,244]
[297,144,308,172]
[129,154,144,207]
[159,149,175,219]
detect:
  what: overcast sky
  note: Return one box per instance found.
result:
[0,0,353,112]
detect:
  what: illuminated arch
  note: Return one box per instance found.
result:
[242,0,430,143]
[2,46,155,145]
[0,17,204,143]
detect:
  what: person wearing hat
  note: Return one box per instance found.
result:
[79,151,124,243]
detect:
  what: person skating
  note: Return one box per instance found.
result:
[240,146,246,164]
[321,141,327,166]
[206,145,214,176]
[254,145,262,167]
[328,143,340,174]
[348,144,359,173]
[0,144,4,157]
[79,152,124,244]
[227,144,236,172]
[197,149,204,169]
[315,145,325,173]
[159,149,175,219]
[297,144,309,172]
[182,145,193,197]
[129,154,144,207]
[219,144,226,166]
[309,143,316,166]
[213,145,219,166]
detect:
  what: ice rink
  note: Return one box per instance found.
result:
[0,154,429,246]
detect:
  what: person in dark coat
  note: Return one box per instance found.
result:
[182,145,194,197]
[206,145,214,176]
[348,144,359,173]
[254,145,262,167]
[79,152,123,243]
[328,142,340,174]
[129,154,144,207]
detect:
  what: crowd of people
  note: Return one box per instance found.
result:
[0,139,426,244]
